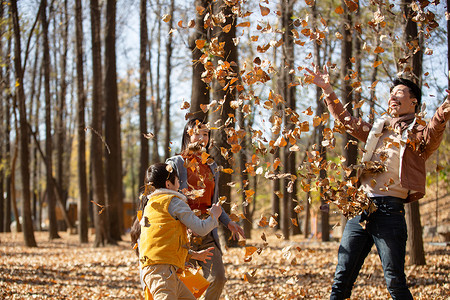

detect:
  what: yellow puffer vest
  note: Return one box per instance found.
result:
[139,192,189,270]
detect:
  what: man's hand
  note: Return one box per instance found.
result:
[227,221,245,240]
[190,247,214,263]
[305,64,334,95]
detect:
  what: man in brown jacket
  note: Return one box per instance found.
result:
[307,65,450,300]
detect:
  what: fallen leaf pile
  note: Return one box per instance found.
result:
[1,230,448,299]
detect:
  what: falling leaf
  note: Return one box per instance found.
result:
[245,246,258,257]
[223,24,232,33]
[195,39,206,49]
[335,6,344,14]
[162,14,171,22]
[143,132,155,140]
[373,61,382,68]
[236,21,250,27]
[222,168,234,174]
[374,46,385,54]
[344,0,358,12]
[259,4,270,16]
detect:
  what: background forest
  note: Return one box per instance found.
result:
[0,0,449,273]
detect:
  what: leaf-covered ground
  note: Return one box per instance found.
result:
[1,231,448,299]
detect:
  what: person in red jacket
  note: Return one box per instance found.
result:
[166,118,245,300]
[307,65,450,300]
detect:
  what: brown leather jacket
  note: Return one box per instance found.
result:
[325,92,450,203]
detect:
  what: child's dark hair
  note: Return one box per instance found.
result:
[130,163,178,256]
[181,118,210,152]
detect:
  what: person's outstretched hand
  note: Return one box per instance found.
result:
[305,64,334,95]
[227,221,245,240]
[209,203,223,221]
[190,247,214,263]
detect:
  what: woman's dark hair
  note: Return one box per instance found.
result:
[391,78,422,112]
[180,118,210,152]
[130,163,178,256]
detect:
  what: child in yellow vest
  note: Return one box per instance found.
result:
[138,163,222,300]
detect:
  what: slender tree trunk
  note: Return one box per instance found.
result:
[29,33,41,225]
[11,0,36,246]
[189,0,211,120]
[41,0,60,239]
[91,0,111,247]
[139,0,149,188]
[4,33,12,233]
[311,1,329,241]
[104,0,123,241]
[448,0,450,89]
[75,0,89,243]
[280,0,297,239]
[0,1,4,232]
[210,0,238,246]
[164,0,174,160]
[402,0,426,265]
[56,0,69,231]
[337,0,358,242]
[151,1,162,163]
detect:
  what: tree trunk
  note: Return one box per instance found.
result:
[11,0,37,246]
[402,0,426,265]
[139,0,149,188]
[189,0,211,121]
[41,0,60,239]
[75,0,89,243]
[151,0,162,163]
[280,0,297,239]
[337,0,358,241]
[164,0,174,160]
[311,1,330,241]
[210,0,238,246]
[0,1,4,232]
[104,0,123,241]
[4,34,12,233]
[56,0,69,232]
[91,0,111,247]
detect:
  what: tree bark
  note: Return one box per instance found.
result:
[91,0,111,247]
[402,0,426,265]
[11,0,37,246]
[280,0,297,239]
[4,32,12,233]
[139,0,149,189]
[75,0,89,243]
[164,0,174,160]
[56,0,69,231]
[210,0,238,246]
[189,0,211,120]
[104,0,123,241]
[41,0,60,239]
[0,1,4,232]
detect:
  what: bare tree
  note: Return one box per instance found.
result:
[11,0,36,246]
[139,0,149,188]
[189,0,211,120]
[280,0,297,239]
[104,0,123,241]
[41,0,60,239]
[75,0,89,243]
[402,0,426,265]
[164,0,174,160]
[91,0,112,246]
[210,0,238,245]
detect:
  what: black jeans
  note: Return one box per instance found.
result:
[330,196,413,300]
